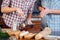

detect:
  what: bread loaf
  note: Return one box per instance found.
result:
[24,33,36,39]
[35,27,51,40]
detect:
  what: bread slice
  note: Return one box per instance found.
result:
[35,27,51,40]
[24,33,36,39]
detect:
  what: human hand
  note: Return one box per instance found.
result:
[16,8,25,17]
[27,19,33,25]
[40,8,49,18]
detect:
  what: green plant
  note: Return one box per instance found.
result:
[0,27,10,39]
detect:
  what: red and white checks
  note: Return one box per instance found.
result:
[1,0,36,27]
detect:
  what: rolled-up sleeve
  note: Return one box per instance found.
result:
[28,0,36,14]
[1,0,10,7]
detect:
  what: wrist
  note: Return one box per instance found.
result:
[49,10,53,13]
[12,7,17,11]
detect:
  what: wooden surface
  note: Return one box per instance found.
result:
[21,20,41,33]
[0,16,4,25]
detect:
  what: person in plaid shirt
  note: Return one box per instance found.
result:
[38,0,60,36]
[1,0,36,28]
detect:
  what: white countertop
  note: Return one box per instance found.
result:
[31,18,41,21]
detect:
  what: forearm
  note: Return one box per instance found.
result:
[49,10,60,14]
[1,7,17,13]
[27,13,32,20]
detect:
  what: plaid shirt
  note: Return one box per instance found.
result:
[1,0,36,27]
[41,0,60,36]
